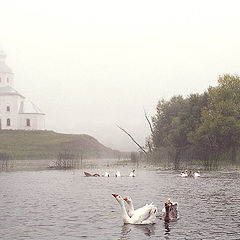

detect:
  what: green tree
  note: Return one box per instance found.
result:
[152,92,209,169]
[152,96,189,168]
[189,74,240,164]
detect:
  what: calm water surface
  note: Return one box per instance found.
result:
[0,166,240,239]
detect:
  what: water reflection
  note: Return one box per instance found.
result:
[1,169,240,239]
[164,221,171,235]
[121,223,156,238]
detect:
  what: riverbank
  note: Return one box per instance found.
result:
[1,156,239,172]
[0,130,119,160]
[0,158,135,172]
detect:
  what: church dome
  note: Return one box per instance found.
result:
[0,49,13,73]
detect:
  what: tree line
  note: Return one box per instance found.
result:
[148,74,240,169]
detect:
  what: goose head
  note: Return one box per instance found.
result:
[165,202,170,210]
[123,196,132,204]
[112,193,123,203]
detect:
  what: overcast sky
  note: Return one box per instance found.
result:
[1,0,240,151]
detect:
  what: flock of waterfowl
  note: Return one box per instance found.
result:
[84,169,136,178]
[180,169,201,178]
[112,194,178,224]
[84,168,200,224]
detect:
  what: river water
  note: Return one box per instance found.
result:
[0,165,240,239]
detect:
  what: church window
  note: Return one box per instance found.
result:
[7,118,11,126]
[7,106,10,112]
[26,119,31,127]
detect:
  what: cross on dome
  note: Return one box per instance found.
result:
[0,48,13,75]
[0,48,7,62]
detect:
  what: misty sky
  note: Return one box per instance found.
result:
[1,0,240,151]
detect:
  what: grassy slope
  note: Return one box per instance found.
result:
[0,130,118,159]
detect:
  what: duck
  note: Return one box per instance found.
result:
[129,169,136,177]
[123,196,156,219]
[115,171,121,177]
[112,194,157,224]
[104,172,110,177]
[194,171,200,177]
[162,199,178,221]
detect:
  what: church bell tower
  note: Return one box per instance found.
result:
[0,49,14,87]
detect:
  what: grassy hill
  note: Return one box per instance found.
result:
[0,130,119,160]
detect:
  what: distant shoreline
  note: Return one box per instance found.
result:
[0,130,121,160]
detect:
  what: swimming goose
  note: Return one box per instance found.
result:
[123,196,156,219]
[188,170,194,177]
[180,171,188,177]
[162,200,178,221]
[84,172,100,177]
[194,171,200,177]
[112,194,157,224]
[129,169,136,177]
[115,171,121,177]
[104,172,110,177]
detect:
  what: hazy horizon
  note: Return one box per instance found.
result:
[1,0,240,151]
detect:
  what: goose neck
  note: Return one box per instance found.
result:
[119,200,131,223]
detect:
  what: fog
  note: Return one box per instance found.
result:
[1,0,240,151]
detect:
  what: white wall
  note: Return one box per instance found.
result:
[0,72,14,87]
[0,95,22,129]
[0,94,45,130]
[18,113,45,130]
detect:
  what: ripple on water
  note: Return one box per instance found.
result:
[0,168,240,239]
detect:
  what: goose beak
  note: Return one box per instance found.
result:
[112,194,118,198]
[123,197,128,201]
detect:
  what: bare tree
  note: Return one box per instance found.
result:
[116,125,147,155]
[143,107,153,134]
[145,136,153,153]
[143,107,154,152]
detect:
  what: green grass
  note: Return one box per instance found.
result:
[0,130,118,160]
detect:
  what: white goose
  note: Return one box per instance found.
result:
[115,171,121,177]
[112,194,157,224]
[129,169,136,177]
[194,171,200,177]
[180,171,188,177]
[123,196,155,218]
[104,172,110,177]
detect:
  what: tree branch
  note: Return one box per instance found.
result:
[116,125,147,154]
[143,107,154,134]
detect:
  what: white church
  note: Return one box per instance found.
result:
[0,49,45,130]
